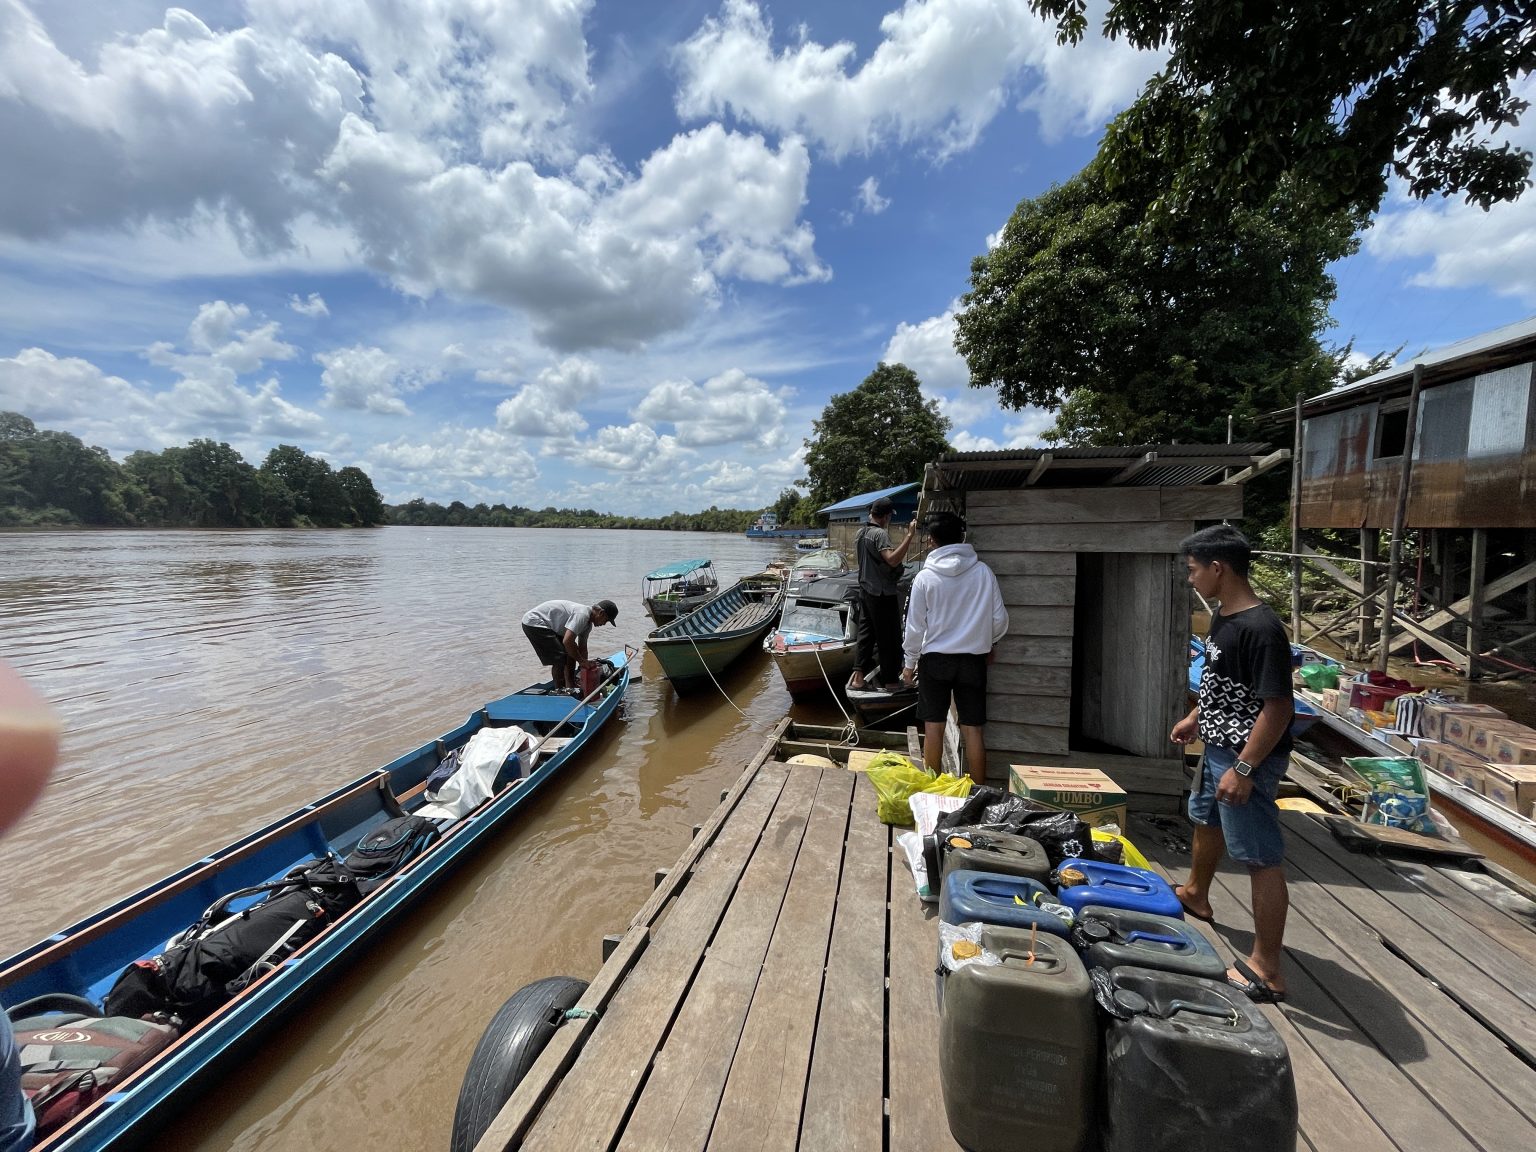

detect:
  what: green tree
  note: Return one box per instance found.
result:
[170,439,263,527]
[337,466,385,526]
[1029,1,1536,218]
[954,152,1363,446]
[801,363,951,506]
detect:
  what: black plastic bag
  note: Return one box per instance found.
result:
[933,786,1092,867]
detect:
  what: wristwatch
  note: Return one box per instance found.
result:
[1233,759,1256,778]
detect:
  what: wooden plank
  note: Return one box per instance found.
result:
[986,720,1069,757]
[524,766,793,1151]
[616,769,825,1152]
[994,575,1076,606]
[985,663,1071,697]
[887,853,963,1151]
[970,521,1195,554]
[991,635,1073,665]
[1161,485,1247,522]
[986,692,1069,727]
[966,487,1160,523]
[1384,859,1536,963]
[474,925,652,1152]
[709,771,857,1151]
[1003,605,1075,636]
[981,551,1076,577]
[801,773,889,1152]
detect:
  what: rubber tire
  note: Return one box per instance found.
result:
[5,993,102,1022]
[450,975,589,1152]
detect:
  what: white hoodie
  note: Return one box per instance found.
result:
[903,543,1009,666]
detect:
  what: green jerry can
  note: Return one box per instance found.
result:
[934,825,1052,888]
[938,925,1097,1152]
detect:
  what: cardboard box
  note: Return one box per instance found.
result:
[1481,763,1536,816]
[1467,718,1528,757]
[1436,705,1509,750]
[1486,724,1536,766]
[1009,765,1128,831]
[1450,762,1488,794]
[1421,700,1505,744]
[1319,688,1341,716]
[1384,731,1416,756]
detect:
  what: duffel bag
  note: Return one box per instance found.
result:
[14,1013,179,1138]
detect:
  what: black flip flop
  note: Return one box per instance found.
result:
[1228,957,1287,1004]
[1174,885,1216,924]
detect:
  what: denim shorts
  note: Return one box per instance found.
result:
[1187,744,1288,869]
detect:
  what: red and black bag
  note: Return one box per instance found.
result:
[14,1013,179,1138]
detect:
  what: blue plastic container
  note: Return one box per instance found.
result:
[1053,860,1183,919]
[940,870,1073,937]
[1075,905,1226,980]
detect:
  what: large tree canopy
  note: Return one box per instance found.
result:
[801,363,951,506]
[1031,1,1535,216]
[954,153,1363,445]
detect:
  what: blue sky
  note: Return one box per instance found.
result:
[1,1,1533,516]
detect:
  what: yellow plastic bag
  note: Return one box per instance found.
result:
[1091,828,1151,870]
[867,754,972,825]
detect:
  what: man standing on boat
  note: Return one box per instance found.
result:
[850,496,918,692]
[1171,524,1294,1004]
[899,512,1008,785]
[521,599,618,693]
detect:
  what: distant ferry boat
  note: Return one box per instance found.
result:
[745,512,822,539]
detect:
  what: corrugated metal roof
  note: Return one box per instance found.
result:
[931,444,1276,491]
[817,481,920,515]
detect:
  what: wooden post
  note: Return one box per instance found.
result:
[1377,365,1423,672]
[1290,395,1304,641]
[1468,527,1488,681]
[1357,528,1379,658]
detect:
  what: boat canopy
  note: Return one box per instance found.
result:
[645,558,714,580]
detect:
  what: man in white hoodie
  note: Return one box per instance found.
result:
[900,512,1009,783]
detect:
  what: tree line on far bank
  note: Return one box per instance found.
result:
[1,412,385,529]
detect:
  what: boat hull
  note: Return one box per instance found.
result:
[0,654,632,1152]
[645,580,783,690]
[768,641,856,697]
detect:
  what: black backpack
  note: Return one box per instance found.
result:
[102,858,361,1025]
[343,815,443,895]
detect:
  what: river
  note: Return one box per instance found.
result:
[0,526,843,1150]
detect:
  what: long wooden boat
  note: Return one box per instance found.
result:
[1,651,634,1152]
[764,572,858,697]
[645,578,783,691]
[640,557,719,622]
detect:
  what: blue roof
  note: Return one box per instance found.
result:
[644,557,713,579]
[817,482,920,515]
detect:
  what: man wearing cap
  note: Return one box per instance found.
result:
[521,598,618,692]
[850,496,917,692]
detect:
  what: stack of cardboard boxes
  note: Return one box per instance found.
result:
[1415,700,1536,819]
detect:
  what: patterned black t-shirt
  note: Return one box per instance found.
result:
[1198,604,1294,757]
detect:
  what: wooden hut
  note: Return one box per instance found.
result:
[817,483,919,556]
[1296,316,1536,678]
[927,444,1286,800]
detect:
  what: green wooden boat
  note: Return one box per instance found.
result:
[644,576,784,690]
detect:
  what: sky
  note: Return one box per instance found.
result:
[1,1,1534,517]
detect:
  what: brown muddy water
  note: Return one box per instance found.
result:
[0,527,846,1150]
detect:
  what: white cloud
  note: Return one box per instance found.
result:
[368,425,541,501]
[674,0,1161,160]
[567,422,687,475]
[856,176,889,215]
[316,345,424,415]
[632,367,788,448]
[493,357,596,438]
[289,292,329,317]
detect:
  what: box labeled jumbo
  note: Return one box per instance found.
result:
[1468,718,1527,757]
[1009,765,1128,831]
[1422,700,1505,745]
[1440,707,1510,751]
[1486,724,1536,766]
[1481,764,1536,815]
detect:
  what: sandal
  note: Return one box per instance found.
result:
[1227,957,1287,1004]
[1174,885,1215,924]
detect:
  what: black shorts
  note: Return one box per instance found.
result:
[916,652,988,726]
[523,624,570,669]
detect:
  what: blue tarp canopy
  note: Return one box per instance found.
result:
[644,558,713,579]
[817,482,920,519]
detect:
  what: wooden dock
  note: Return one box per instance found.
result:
[470,721,1536,1152]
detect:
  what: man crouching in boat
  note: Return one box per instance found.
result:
[1171,525,1294,1005]
[521,599,618,693]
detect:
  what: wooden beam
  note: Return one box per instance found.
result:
[1300,544,1365,595]
[1110,451,1157,485]
[1468,527,1488,681]
[1387,557,1536,654]
[1377,365,1423,672]
[1388,610,1469,667]
[1026,452,1053,485]
[1291,395,1305,641]
[1220,448,1291,486]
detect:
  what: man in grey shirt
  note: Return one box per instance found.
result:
[850,497,917,691]
[521,599,618,691]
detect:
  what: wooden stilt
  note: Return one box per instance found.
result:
[1291,395,1305,642]
[1468,527,1488,681]
[1377,366,1423,673]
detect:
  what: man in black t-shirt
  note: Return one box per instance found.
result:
[850,496,917,691]
[1170,524,1295,1004]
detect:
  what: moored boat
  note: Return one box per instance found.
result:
[1,652,634,1152]
[844,672,920,728]
[640,558,719,622]
[794,536,830,552]
[764,571,859,698]
[787,548,848,585]
[645,578,784,691]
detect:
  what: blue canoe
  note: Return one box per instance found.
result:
[1,651,632,1152]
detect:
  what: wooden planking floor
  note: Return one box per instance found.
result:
[1129,810,1536,1152]
[503,758,958,1152]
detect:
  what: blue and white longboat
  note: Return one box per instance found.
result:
[1,650,634,1152]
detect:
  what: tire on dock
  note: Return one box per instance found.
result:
[450,974,589,1152]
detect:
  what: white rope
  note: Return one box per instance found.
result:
[811,641,859,747]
